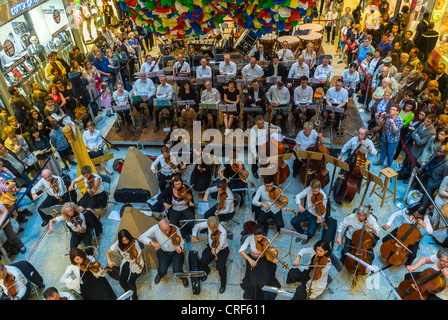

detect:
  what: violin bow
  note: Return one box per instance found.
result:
[32,178,64,202]
[252,231,281,269]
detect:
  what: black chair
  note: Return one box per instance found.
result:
[192,55,206,68]
[161,55,176,74]
[317,54,333,66]
[214,54,225,61]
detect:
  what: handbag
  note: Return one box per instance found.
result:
[74,100,88,120]
[23,150,38,167]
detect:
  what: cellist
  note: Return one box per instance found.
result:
[286,239,332,300]
[337,127,377,160]
[292,121,323,178]
[335,205,380,263]
[291,179,328,244]
[382,204,433,266]
[404,247,448,300]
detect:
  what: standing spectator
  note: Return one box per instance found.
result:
[83,60,102,105]
[378,34,392,58]
[419,22,439,67]
[433,64,448,102]
[413,12,430,48]
[49,121,76,170]
[401,30,415,54]
[408,47,420,69]
[325,7,339,45]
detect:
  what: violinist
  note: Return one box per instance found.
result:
[139,218,189,288]
[382,204,433,266]
[31,169,76,227]
[252,175,292,233]
[151,146,180,191]
[336,205,380,263]
[48,202,103,256]
[286,240,332,300]
[218,149,250,205]
[60,247,117,300]
[239,223,281,300]
[291,179,328,244]
[292,121,322,178]
[68,165,107,215]
[189,146,212,193]
[337,127,377,160]
[105,229,144,300]
[191,216,229,294]
[202,180,235,221]
[43,286,75,300]
[0,262,30,300]
[404,247,448,300]
[156,175,195,241]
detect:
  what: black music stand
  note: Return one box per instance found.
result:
[280,228,307,262]
[323,154,349,198]
[112,103,136,129]
[266,76,282,84]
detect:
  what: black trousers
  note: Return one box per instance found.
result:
[37,192,75,222]
[252,205,284,233]
[201,246,229,285]
[204,203,235,222]
[271,105,288,131]
[157,172,175,191]
[132,99,154,125]
[70,228,94,255]
[119,261,141,300]
[292,104,316,123]
[157,249,185,277]
[155,105,174,126]
[167,207,195,238]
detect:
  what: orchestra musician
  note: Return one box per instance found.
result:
[404,247,448,300]
[337,127,377,160]
[191,216,229,294]
[242,57,264,82]
[278,41,294,61]
[266,81,290,132]
[189,146,212,193]
[60,247,117,300]
[48,202,103,256]
[249,115,281,179]
[335,205,380,263]
[239,223,281,300]
[243,79,266,130]
[155,175,195,241]
[292,121,323,178]
[178,79,199,127]
[286,239,332,300]
[342,63,360,98]
[31,169,77,227]
[223,80,241,135]
[218,149,249,205]
[105,229,144,300]
[154,76,174,133]
[312,56,334,91]
[172,53,191,78]
[202,180,235,221]
[139,218,189,288]
[252,175,292,233]
[195,58,212,92]
[382,204,433,266]
[291,179,328,244]
[83,121,114,175]
[321,78,349,136]
[292,76,315,126]
[200,80,220,128]
[219,54,237,83]
[287,55,310,88]
[68,165,108,214]
[265,55,286,84]
[131,71,155,128]
[0,262,30,300]
[253,45,270,62]
[43,286,76,300]
[151,146,180,191]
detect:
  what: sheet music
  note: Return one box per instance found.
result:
[198,202,209,215]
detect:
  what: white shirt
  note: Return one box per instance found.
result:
[60,255,104,292]
[295,187,328,218]
[294,85,314,105]
[55,212,87,233]
[150,154,178,176]
[192,222,228,253]
[252,185,282,214]
[288,62,310,79]
[31,175,67,198]
[132,78,155,98]
[296,247,331,299]
[84,172,104,195]
[325,87,349,105]
[249,123,281,158]
[140,61,160,74]
[337,213,380,240]
[0,266,28,299]
[242,64,264,81]
[314,64,334,82]
[239,234,263,254]
[295,129,318,150]
[204,186,234,214]
[342,69,360,87]
[201,88,221,104]
[219,61,237,80]
[278,48,294,61]
[139,223,184,252]
[427,255,448,300]
[384,209,433,235]
[82,129,102,150]
[156,83,173,100]
[196,65,212,79]
[173,61,191,74]
[109,240,144,274]
[267,86,290,105]
[340,137,377,156]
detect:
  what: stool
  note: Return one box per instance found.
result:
[369,167,398,207]
[358,160,371,194]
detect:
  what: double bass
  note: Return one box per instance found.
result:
[344,222,375,275]
[333,133,371,203]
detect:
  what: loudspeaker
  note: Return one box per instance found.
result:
[114,188,151,203]
[234,29,258,55]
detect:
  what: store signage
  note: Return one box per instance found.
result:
[3,40,15,57]
[3,54,29,75]
[10,0,43,16]
[53,9,60,24]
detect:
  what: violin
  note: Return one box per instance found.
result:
[166,155,178,171]
[51,177,60,195]
[70,215,86,233]
[380,213,423,266]
[87,177,95,196]
[211,229,221,261]
[217,192,228,213]
[268,186,299,215]
[398,268,447,300]
[4,273,18,299]
[167,225,187,255]
[307,254,329,297]
[232,162,255,188]
[124,240,143,270]
[177,185,198,209]
[255,236,289,269]
[311,193,328,229]
[344,222,375,275]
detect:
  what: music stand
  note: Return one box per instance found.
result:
[279,60,295,67]
[155,99,171,107]
[323,154,349,197]
[218,104,237,113]
[236,79,252,88]
[297,104,318,111]
[196,77,212,86]
[260,153,294,177]
[266,76,282,84]
[216,75,227,85]
[112,103,136,129]
[280,228,307,261]
[359,167,383,206]
[261,286,294,298]
[308,77,322,84]
[295,150,323,187]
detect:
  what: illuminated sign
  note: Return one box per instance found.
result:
[10,0,43,16]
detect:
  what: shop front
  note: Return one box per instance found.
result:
[0,0,81,114]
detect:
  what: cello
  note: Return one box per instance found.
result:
[333,133,371,204]
[344,222,375,275]
[398,268,447,300]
